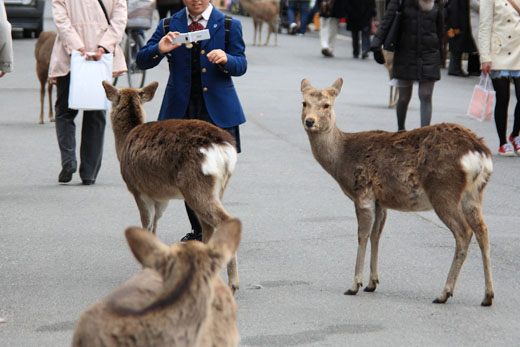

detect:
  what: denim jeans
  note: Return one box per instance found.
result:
[287,1,310,34]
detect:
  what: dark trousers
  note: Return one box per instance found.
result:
[183,93,241,235]
[351,27,370,57]
[55,74,106,181]
[157,3,184,18]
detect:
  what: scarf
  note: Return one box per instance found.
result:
[418,0,434,11]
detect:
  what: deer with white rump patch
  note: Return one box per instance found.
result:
[301,78,494,306]
[71,219,242,347]
[102,81,240,292]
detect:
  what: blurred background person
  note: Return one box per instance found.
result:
[479,0,520,156]
[319,0,346,57]
[288,0,311,35]
[156,0,184,19]
[371,0,444,131]
[0,0,13,78]
[446,0,480,76]
[49,0,127,185]
[345,0,376,59]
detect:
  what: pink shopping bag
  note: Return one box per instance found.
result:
[467,74,495,121]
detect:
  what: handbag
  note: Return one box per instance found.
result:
[467,74,495,122]
[383,0,403,52]
[69,50,113,110]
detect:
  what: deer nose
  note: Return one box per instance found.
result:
[305,118,315,127]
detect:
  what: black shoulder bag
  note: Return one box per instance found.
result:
[97,0,111,25]
[383,0,403,52]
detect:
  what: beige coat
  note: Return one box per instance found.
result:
[49,0,127,78]
[479,0,520,70]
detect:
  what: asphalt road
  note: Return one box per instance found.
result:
[1,1,519,346]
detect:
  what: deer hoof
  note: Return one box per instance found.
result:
[231,284,239,295]
[432,292,451,304]
[344,289,358,295]
[481,293,494,307]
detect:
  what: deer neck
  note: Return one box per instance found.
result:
[307,125,345,174]
[110,102,145,160]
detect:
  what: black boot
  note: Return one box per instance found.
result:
[181,202,202,241]
[448,51,468,77]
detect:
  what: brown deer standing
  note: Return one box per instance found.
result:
[383,50,399,108]
[238,0,279,46]
[102,81,240,292]
[34,31,57,124]
[300,78,494,306]
[71,219,242,347]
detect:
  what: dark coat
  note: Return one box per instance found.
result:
[446,0,477,53]
[345,0,376,31]
[319,0,347,19]
[372,0,444,81]
[136,8,247,128]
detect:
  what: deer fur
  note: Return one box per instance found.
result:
[300,78,495,306]
[238,0,279,46]
[382,50,399,108]
[102,81,240,292]
[34,31,56,124]
[71,219,242,347]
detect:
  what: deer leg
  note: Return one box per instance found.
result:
[252,22,257,46]
[39,81,45,124]
[273,22,278,46]
[345,202,375,295]
[258,22,263,46]
[388,86,393,108]
[364,207,387,292]
[461,191,494,306]
[392,87,399,107]
[430,197,473,304]
[151,200,168,235]
[133,193,155,233]
[47,82,55,122]
[265,26,271,46]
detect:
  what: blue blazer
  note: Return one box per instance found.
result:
[136,8,247,128]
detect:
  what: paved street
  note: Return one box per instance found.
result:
[1,1,519,346]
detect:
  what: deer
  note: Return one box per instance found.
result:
[102,81,240,293]
[238,0,279,46]
[34,31,57,124]
[382,50,399,108]
[300,78,495,306]
[71,219,242,347]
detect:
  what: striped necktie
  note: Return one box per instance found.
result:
[188,16,204,32]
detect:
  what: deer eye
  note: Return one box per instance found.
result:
[302,101,307,108]
[323,103,330,109]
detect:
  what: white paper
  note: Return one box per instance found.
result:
[68,50,113,110]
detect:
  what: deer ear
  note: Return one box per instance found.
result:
[138,81,159,103]
[301,78,313,93]
[328,78,343,97]
[102,80,120,103]
[207,219,242,270]
[125,227,170,269]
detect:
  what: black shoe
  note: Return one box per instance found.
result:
[321,48,334,57]
[82,179,95,185]
[448,70,469,77]
[58,167,76,183]
[181,231,202,242]
[361,52,369,59]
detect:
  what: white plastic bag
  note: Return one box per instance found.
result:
[68,50,113,110]
[467,74,495,121]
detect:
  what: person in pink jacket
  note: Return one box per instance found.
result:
[49,0,127,185]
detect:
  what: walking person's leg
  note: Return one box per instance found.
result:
[297,2,310,34]
[287,1,298,34]
[396,82,413,131]
[320,17,333,57]
[361,26,370,58]
[509,77,520,153]
[328,17,339,54]
[418,80,435,127]
[491,77,511,147]
[79,110,106,184]
[351,30,360,58]
[55,74,79,183]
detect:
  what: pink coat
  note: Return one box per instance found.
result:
[49,0,127,79]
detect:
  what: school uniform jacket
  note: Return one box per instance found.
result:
[479,0,520,70]
[136,7,247,128]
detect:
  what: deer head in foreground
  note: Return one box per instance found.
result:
[102,81,240,292]
[71,219,242,347]
[300,78,494,306]
[238,0,279,46]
